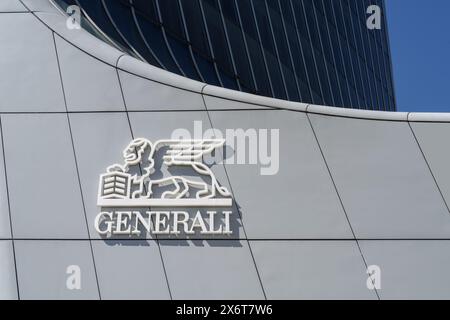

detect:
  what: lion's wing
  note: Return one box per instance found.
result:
[154,139,225,163]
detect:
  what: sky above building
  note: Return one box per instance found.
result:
[386,0,450,112]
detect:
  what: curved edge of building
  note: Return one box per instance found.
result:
[22,0,449,122]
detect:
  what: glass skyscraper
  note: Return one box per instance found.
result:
[56,0,396,111]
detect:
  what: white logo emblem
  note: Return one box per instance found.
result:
[97,138,233,208]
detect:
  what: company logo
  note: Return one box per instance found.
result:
[94,138,233,236]
[98,138,232,207]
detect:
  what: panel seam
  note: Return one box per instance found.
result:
[200,93,268,300]
[306,113,381,300]
[407,121,450,216]
[0,116,20,300]
[52,31,102,300]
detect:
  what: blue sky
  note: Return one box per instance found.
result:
[386,0,450,112]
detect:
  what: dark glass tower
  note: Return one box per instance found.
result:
[56,0,396,111]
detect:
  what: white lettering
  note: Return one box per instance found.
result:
[114,211,133,234]
[132,211,152,235]
[94,210,233,236]
[172,211,192,235]
[94,211,114,235]
[222,211,232,235]
[259,129,279,176]
[367,5,382,30]
[154,211,170,234]
[66,265,81,290]
[207,211,222,234]
[190,210,209,234]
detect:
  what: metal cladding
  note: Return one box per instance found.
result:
[0,0,449,300]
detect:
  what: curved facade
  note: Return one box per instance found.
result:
[54,0,396,111]
[0,0,449,300]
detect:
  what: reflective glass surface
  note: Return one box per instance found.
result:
[56,0,396,111]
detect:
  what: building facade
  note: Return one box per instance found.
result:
[2,0,450,301]
[55,0,396,111]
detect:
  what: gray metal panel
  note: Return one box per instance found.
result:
[15,240,99,300]
[36,12,124,66]
[208,110,353,239]
[0,13,65,112]
[128,111,245,239]
[0,0,26,12]
[2,114,87,239]
[360,240,450,299]
[118,55,205,93]
[0,126,11,239]
[410,123,450,208]
[251,241,377,300]
[0,241,17,300]
[3,2,450,300]
[92,240,170,300]
[160,240,264,300]
[118,70,206,111]
[309,114,450,238]
[54,35,125,112]
[69,113,133,239]
[20,0,60,13]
